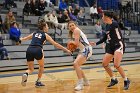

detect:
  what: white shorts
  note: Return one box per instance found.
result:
[79,45,92,59]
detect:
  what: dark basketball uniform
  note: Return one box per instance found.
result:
[26,31,46,61]
[96,20,125,55]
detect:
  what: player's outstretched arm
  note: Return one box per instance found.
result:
[94,33,107,46]
[45,33,72,55]
[20,33,33,42]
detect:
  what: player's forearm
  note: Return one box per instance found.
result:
[96,34,107,45]
[54,43,68,52]
[20,37,30,41]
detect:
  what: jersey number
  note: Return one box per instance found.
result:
[107,34,111,40]
[35,33,42,39]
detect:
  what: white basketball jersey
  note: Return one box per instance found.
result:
[74,27,90,50]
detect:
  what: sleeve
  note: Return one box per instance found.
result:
[96,33,107,45]
[113,21,119,28]
[59,3,63,10]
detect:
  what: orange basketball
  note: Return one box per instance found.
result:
[67,41,77,52]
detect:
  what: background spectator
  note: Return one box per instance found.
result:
[59,0,67,12]
[73,5,80,16]
[90,3,99,24]
[62,10,70,22]
[44,0,52,7]
[57,12,68,30]
[67,6,77,21]
[57,12,65,23]
[126,1,132,12]
[65,0,75,7]
[94,20,105,38]
[0,15,6,34]
[23,0,32,16]
[77,7,86,25]
[97,6,103,18]
[9,21,21,45]
[49,10,62,29]
[31,0,36,15]
[44,12,53,28]
[35,0,46,16]
[68,5,74,14]
[4,10,16,33]
[0,33,10,60]
[4,0,17,9]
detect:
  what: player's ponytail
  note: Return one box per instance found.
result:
[38,19,46,30]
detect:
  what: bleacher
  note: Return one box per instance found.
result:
[0,1,140,72]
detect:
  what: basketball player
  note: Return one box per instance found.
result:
[91,11,130,90]
[20,20,71,87]
[67,21,92,91]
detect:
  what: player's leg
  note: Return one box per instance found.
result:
[35,49,45,87]
[114,51,130,90]
[21,47,34,86]
[102,53,118,87]
[81,70,90,86]
[74,54,87,90]
[21,61,34,86]
[81,46,92,86]
[74,46,92,90]
[35,58,45,88]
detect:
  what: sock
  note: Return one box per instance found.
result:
[124,77,128,81]
[78,78,84,84]
[24,72,28,76]
[111,76,116,80]
[37,78,41,82]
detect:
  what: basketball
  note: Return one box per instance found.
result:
[67,41,77,52]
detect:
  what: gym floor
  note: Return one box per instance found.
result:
[0,60,140,93]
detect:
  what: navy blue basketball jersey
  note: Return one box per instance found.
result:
[30,31,46,48]
[106,20,123,44]
[96,20,124,46]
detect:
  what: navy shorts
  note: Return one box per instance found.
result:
[105,41,125,55]
[26,46,43,61]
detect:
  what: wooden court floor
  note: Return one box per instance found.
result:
[0,61,140,93]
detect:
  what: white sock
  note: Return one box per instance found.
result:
[23,72,28,76]
[78,78,84,83]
